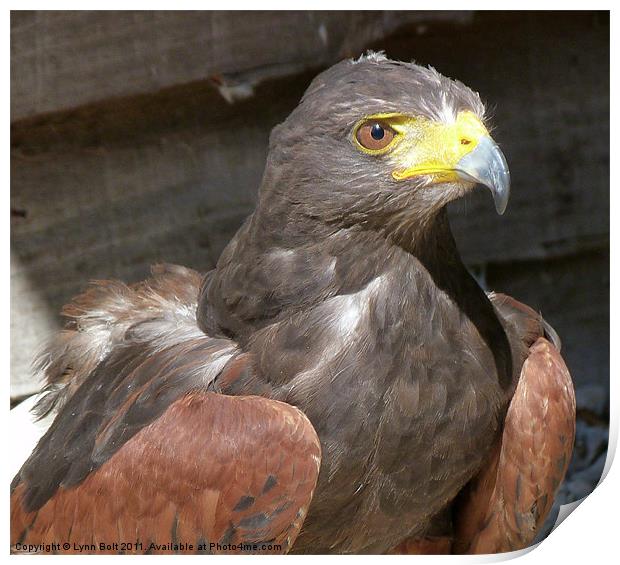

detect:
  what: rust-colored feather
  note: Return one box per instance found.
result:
[12,392,321,554]
[453,337,576,553]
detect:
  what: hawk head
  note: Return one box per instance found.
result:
[257,53,509,240]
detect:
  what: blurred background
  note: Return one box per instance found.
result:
[10,10,609,539]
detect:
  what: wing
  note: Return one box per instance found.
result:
[12,391,321,554]
[11,264,322,554]
[389,294,575,555]
[453,336,576,553]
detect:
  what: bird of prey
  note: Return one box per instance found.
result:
[11,53,576,555]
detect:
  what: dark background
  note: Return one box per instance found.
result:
[10,10,609,532]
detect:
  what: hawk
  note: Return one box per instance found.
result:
[11,54,575,554]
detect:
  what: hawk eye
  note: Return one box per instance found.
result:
[355,120,397,152]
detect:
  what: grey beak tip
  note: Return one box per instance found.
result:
[496,197,508,215]
[494,171,510,215]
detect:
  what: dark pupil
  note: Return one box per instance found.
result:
[370,124,385,140]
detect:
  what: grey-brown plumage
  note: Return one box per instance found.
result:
[11,55,575,554]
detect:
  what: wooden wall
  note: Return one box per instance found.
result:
[11,10,609,418]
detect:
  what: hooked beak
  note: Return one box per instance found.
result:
[455,136,511,215]
[389,111,511,215]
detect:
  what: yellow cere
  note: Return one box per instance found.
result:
[353,111,489,183]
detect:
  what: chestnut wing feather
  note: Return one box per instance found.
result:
[453,337,576,553]
[12,391,321,554]
[12,336,237,512]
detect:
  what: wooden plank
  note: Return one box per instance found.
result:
[10,10,473,122]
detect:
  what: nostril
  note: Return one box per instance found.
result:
[460,138,472,146]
